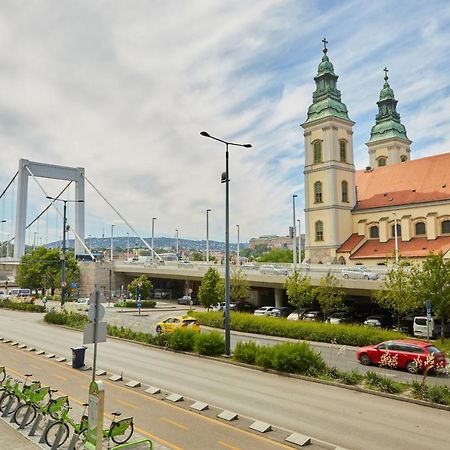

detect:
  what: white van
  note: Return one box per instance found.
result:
[413,316,450,339]
[9,288,31,297]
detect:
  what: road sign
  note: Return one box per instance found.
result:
[70,282,78,288]
[83,322,107,344]
[88,304,105,322]
[85,380,105,450]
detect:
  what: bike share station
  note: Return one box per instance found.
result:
[0,286,152,450]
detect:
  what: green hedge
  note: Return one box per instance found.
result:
[195,331,225,356]
[44,311,90,329]
[0,300,45,313]
[190,312,405,346]
[113,300,156,308]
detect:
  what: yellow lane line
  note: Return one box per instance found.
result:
[54,374,68,382]
[218,440,241,450]
[160,416,189,431]
[116,398,137,409]
[3,343,293,449]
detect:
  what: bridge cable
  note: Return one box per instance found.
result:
[82,174,164,262]
[24,165,96,260]
[0,171,18,200]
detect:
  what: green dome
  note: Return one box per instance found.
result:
[317,54,335,75]
[379,81,395,100]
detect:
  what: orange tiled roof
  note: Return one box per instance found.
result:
[350,236,450,259]
[355,152,450,210]
[337,233,364,252]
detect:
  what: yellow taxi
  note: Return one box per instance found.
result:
[155,316,201,334]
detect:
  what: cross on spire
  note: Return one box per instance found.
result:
[383,67,389,81]
[322,37,328,53]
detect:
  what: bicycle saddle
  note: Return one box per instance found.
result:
[111,411,121,417]
[83,403,88,407]
[50,389,58,393]
[25,373,32,377]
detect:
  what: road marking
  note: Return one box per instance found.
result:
[116,399,137,409]
[161,416,189,430]
[218,441,241,450]
[4,342,294,449]
[54,374,68,382]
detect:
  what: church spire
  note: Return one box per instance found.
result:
[368,68,409,143]
[304,39,351,124]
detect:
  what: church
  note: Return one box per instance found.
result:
[302,41,450,265]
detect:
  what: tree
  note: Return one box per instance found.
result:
[257,248,292,263]
[415,253,450,341]
[199,268,221,310]
[285,271,316,313]
[216,269,250,304]
[316,272,344,319]
[373,261,421,329]
[128,275,153,300]
[16,247,79,295]
[190,251,205,261]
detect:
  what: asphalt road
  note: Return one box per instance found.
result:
[1,308,450,450]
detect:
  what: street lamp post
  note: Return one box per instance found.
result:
[88,234,92,252]
[6,233,10,258]
[292,194,298,271]
[297,218,301,265]
[175,229,179,257]
[151,217,156,263]
[46,196,84,306]
[126,232,130,259]
[33,232,38,251]
[1,220,6,257]
[206,209,211,263]
[110,224,115,261]
[200,131,252,357]
[236,224,240,266]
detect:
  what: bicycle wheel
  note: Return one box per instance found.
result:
[0,393,19,415]
[44,421,69,448]
[111,420,134,444]
[0,369,6,384]
[14,403,37,426]
[74,431,87,450]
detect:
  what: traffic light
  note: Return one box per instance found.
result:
[288,226,294,239]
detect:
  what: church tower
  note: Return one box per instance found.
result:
[301,40,356,264]
[367,68,411,168]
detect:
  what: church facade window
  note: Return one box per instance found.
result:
[341,180,349,203]
[314,181,323,203]
[369,225,379,239]
[415,222,426,236]
[315,221,324,241]
[442,220,450,234]
[339,141,347,162]
[400,155,407,162]
[392,223,402,237]
[378,157,387,167]
[313,141,322,164]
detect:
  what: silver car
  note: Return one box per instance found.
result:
[254,306,279,316]
[341,266,379,280]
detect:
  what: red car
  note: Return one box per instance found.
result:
[357,339,447,374]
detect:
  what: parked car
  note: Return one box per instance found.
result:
[303,311,325,322]
[341,266,379,280]
[156,316,201,334]
[270,306,292,318]
[326,311,353,324]
[232,301,256,313]
[363,314,393,329]
[287,309,310,321]
[177,295,199,305]
[242,262,258,270]
[75,297,90,312]
[211,302,226,311]
[356,339,447,374]
[259,265,288,275]
[254,306,279,316]
[413,316,450,339]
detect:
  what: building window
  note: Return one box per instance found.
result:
[378,157,387,167]
[341,180,349,203]
[314,181,323,203]
[339,141,347,162]
[415,222,426,236]
[400,155,407,162]
[369,226,379,238]
[315,221,324,241]
[313,141,322,164]
[392,224,401,237]
[442,220,450,234]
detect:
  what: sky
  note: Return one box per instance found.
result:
[0,0,450,246]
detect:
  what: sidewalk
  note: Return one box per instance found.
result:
[0,418,41,449]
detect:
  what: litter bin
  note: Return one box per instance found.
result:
[71,346,87,369]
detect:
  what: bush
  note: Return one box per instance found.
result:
[44,311,89,329]
[339,369,363,385]
[190,311,404,347]
[233,341,258,364]
[364,371,402,394]
[254,346,276,370]
[195,332,225,356]
[169,329,197,352]
[0,300,45,313]
[272,342,325,375]
[113,300,156,308]
[425,385,450,405]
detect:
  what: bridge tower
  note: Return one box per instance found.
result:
[301,40,356,264]
[14,159,85,259]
